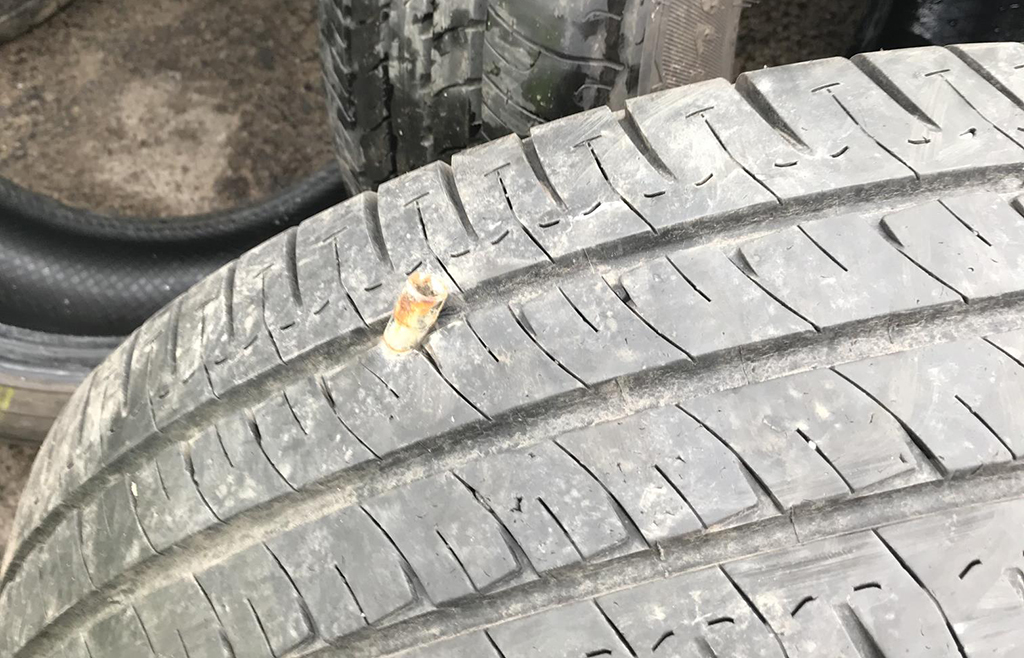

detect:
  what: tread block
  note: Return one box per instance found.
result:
[109,311,165,459]
[598,567,786,657]
[625,79,778,220]
[952,42,1024,117]
[264,229,364,364]
[288,203,372,347]
[879,500,1024,657]
[381,161,547,288]
[852,47,1024,175]
[989,327,1024,363]
[81,478,157,587]
[738,213,957,328]
[85,607,152,657]
[726,532,960,658]
[252,377,375,488]
[205,236,290,394]
[326,346,482,457]
[558,407,760,540]
[424,305,582,416]
[837,339,1022,472]
[148,293,216,428]
[881,194,1024,300]
[374,165,461,292]
[531,106,674,229]
[457,442,633,573]
[36,514,92,624]
[451,134,568,257]
[191,415,292,520]
[619,246,811,358]
[488,601,633,657]
[10,368,100,551]
[51,637,91,658]
[268,506,417,639]
[684,369,918,509]
[529,110,656,254]
[136,578,231,658]
[197,544,313,658]
[297,194,400,325]
[364,472,521,602]
[518,275,686,385]
[626,76,823,202]
[78,352,129,481]
[738,58,916,195]
[0,548,44,655]
[133,443,220,551]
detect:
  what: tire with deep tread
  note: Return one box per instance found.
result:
[319,0,744,191]
[6,43,1024,658]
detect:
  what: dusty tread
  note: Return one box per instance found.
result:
[6,44,1024,658]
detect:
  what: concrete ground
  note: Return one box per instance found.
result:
[0,0,873,553]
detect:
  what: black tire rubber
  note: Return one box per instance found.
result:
[319,0,743,191]
[0,163,348,444]
[881,0,1024,49]
[0,0,73,43]
[6,42,1024,658]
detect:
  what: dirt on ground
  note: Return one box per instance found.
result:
[0,0,875,553]
[736,0,877,74]
[0,0,333,218]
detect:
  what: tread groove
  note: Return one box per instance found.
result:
[703,118,782,204]
[873,531,970,658]
[15,286,1024,658]
[297,469,1024,658]
[676,405,786,513]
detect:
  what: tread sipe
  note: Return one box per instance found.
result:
[6,43,1024,658]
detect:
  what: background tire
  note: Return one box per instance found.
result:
[0,164,348,443]
[6,43,1024,658]
[319,0,744,191]
[0,0,74,43]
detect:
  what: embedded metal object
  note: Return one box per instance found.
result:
[382,272,449,352]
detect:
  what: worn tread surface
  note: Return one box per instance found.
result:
[319,0,743,191]
[6,44,1024,657]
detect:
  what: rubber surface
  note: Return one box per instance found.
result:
[0,0,73,43]
[6,42,1024,658]
[0,163,348,337]
[0,163,347,444]
[319,0,743,191]
[0,324,117,445]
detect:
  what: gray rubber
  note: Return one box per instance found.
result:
[5,43,1024,658]
[0,0,73,43]
[318,0,743,191]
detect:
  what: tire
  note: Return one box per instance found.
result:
[6,43,1024,658]
[0,325,117,445]
[881,0,1024,49]
[319,0,743,191]
[0,0,74,43]
[0,164,348,444]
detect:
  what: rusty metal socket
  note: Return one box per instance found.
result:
[382,272,449,352]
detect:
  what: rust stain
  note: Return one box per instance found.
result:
[382,272,449,353]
